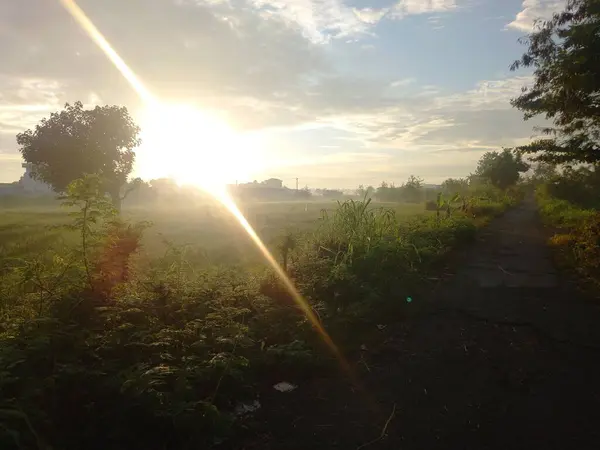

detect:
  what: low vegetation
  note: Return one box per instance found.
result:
[535,165,600,293]
[0,169,521,449]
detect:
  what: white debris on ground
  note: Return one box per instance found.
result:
[273,381,297,392]
[234,400,261,416]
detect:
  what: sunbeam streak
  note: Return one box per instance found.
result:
[214,190,350,369]
[57,0,353,376]
[59,0,155,104]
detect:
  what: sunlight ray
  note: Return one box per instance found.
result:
[57,0,352,375]
[59,0,155,104]
[213,189,350,369]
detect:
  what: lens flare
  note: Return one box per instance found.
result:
[57,0,353,374]
[213,189,349,367]
[59,0,154,104]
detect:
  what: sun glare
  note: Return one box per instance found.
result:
[138,103,260,192]
[53,0,363,410]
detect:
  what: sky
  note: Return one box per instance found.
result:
[0,0,567,189]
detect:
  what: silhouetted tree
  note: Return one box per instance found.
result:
[401,175,424,203]
[356,184,375,198]
[475,150,529,189]
[17,101,141,210]
[511,0,600,164]
[441,178,469,195]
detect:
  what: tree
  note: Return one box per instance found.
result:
[356,184,375,198]
[375,181,395,202]
[401,175,424,203]
[475,149,529,189]
[531,162,558,182]
[511,0,600,164]
[441,178,469,195]
[17,101,141,210]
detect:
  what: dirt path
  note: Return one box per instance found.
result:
[235,199,600,450]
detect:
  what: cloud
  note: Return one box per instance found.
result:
[0,0,539,186]
[390,78,417,88]
[249,0,370,43]
[353,7,389,25]
[389,0,458,19]
[507,0,566,32]
[248,0,463,42]
[353,0,459,26]
[301,74,542,157]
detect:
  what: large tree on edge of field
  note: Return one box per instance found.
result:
[511,0,600,164]
[16,101,141,210]
[475,149,530,189]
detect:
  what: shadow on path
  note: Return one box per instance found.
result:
[237,199,600,450]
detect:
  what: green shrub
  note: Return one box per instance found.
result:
[0,180,515,449]
[537,181,600,293]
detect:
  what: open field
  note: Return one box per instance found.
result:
[0,188,520,449]
[0,199,431,265]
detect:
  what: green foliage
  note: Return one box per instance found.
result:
[17,101,141,209]
[474,149,529,189]
[530,162,558,183]
[59,175,117,289]
[511,0,600,164]
[374,175,425,203]
[0,180,520,449]
[544,165,600,209]
[441,178,469,196]
[284,196,493,319]
[537,181,600,291]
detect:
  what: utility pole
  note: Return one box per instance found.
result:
[295,177,299,191]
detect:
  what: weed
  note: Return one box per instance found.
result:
[0,176,519,449]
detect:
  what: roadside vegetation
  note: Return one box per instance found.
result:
[534,165,600,292]
[0,160,523,449]
[507,0,600,294]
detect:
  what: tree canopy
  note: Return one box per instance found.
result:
[511,0,600,164]
[441,178,469,195]
[474,149,529,189]
[17,101,141,209]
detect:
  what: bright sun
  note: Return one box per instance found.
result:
[137,103,261,192]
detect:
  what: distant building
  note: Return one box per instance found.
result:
[262,178,283,189]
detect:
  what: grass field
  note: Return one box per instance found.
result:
[0,199,430,265]
[0,189,517,450]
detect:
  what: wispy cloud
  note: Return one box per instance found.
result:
[507,0,566,32]
[390,0,458,19]
[353,7,389,25]
[251,0,463,42]
[0,0,543,186]
[390,78,416,88]
[249,0,369,42]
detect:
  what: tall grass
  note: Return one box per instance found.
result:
[0,185,520,450]
[536,183,600,292]
[317,197,397,260]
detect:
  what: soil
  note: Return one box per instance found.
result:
[230,198,600,450]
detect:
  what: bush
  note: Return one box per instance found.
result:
[0,182,515,449]
[537,181,600,292]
